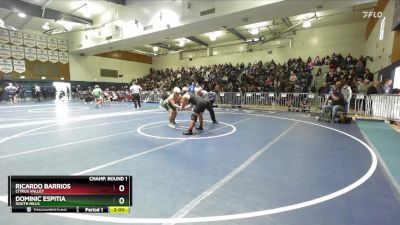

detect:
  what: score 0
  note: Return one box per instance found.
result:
[119,184,125,205]
[115,183,128,205]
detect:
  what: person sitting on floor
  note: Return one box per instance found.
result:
[322,91,345,123]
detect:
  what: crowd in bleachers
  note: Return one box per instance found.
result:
[1,52,398,105]
[136,57,315,93]
[67,52,395,98]
[135,52,397,96]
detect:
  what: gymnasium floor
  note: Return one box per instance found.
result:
[0,101,399,225]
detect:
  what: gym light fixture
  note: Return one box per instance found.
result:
[17,12,26,18]
[64,23,72,31]
[249,28,259,35]
[178,39,185,47]
[209,32,217,41]
[42,22,50,30]
[82,6,92,18]
[302,20,311,28]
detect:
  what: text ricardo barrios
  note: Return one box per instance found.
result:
[14,183,70,205]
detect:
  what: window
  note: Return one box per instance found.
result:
[379,17,386,41]
[393,66,400,89]
[100,69,118,78]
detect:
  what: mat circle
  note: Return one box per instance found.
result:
[137,120,236,140]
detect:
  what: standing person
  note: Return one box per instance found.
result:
[341,80,352,113]
[129,81,142,109]
[188,82,196,94]
[357,79,368,95]
[66,86,70,100]
[52,85,57,99]
[180,92,210,135]
[382,79,392,94]
[76,85,81,99]
[363,69,374,82]
[195,87,218,123]
[34,84,41,102]
[92,85,103,108]
[18,85,26,102]
[5,83,18,103]
[71,86,76,100]
[160,87,182,127]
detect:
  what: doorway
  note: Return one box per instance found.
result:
[53,82,71,102]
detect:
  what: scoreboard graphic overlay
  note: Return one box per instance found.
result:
[8,176,132,213]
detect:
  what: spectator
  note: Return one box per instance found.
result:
[289,72,297,82]
[346,53,353,65]
[334,81,342,92]
[188,82,196,93]
[341,80,352,113]
[318,82,329,95]
[366,81,378,95]
[323,91,345,122]
[348,69,356,82]
[357,79,368,95]
[363,69,374,82]
[382,79,392,94]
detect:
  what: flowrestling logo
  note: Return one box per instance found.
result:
[363,11,383,18]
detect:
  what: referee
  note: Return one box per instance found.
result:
[195,87,218,123]
[129,81,142,109]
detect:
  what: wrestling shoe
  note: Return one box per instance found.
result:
[182,130,193,135]
[195,126,203,130]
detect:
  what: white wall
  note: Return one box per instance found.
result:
[153,22,367,69]
[69,54,151,82]
[364,0,395,74]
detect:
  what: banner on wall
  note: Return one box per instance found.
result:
[48,50,59,63]
[24,47,37,61]
[37,49,48,62]
[0,29,9,44]
[23,33,36,48]
[9,31,23,46]
[57,39,68,52]
[36,35,47,49]
[47,38,57,50]
[0,44,11,58]
[13,59,25,73]
[0,58,13,73]
[11,46,24,60]
[58,51,69,64]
